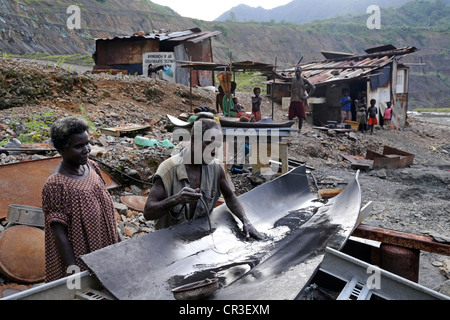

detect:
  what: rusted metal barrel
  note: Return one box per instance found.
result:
[0,225,45,283]
[379,243,420,283]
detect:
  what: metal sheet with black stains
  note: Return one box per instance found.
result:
[81,166,361,300]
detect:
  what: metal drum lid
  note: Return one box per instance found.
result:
[120,195,147,212]
[0,225,45,283]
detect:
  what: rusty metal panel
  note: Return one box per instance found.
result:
[365,145,414,169]
[380,244,420,282]
[0,157,120,220]
[353,224,450,255]
[185,40,214,87]
[95,38,159,66]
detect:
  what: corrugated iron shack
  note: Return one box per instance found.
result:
[92,28,221,87]
[268,45,418,129]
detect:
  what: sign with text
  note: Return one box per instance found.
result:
[143,52,176,82]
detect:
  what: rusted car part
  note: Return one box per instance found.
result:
[6,205,44,228]
[81,166,362,300]
[0,225,45,283]
[0,157,120,220]
[379,244,420,283]
[343,146,414,170]
[366,145,414,169]
[353,224,450,255]
[347,223,449,283]
[171,278,219,300]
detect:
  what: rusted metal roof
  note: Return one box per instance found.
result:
[94,28,221,44]
[168,31,222,43]
[274,46,418,86]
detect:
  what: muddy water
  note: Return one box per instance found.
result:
[408,111,450,127]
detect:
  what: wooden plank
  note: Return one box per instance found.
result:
[100,126,152,137]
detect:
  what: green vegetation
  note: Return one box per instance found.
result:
[10,53,95,67]
[302,0,450,40]
[231,72,267,94]
[205,0,450,50]
[8,107,97,144]
[14,111,58,144]
[138,0,180,16]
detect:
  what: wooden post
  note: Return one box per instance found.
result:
[272,57,277,120]
[189,58,193,113]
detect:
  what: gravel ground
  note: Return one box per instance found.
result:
[0,57,448,297]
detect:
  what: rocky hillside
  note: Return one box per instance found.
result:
[1,0,449,109]
[0,0,194,55]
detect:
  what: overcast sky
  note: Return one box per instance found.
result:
[151,0,292,21]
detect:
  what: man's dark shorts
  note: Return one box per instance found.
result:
[289,101,306,120]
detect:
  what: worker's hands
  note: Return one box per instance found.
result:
[176,187,202,204]
[242,218,265,241]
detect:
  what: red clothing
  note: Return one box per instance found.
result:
[42,160,118,282]
[384,108,392,120]
[289,101,306,120]
[252,110,262,122]
[368,117,378,126]
[235,112,251,119]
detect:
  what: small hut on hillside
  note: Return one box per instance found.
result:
[267,45,418,129]
[92,28,221,87]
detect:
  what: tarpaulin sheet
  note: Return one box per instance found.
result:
[82,166,361,300]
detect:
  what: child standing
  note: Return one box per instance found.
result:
[355,92,367,133]
[251,87,262,122]
[367,99,378,135]
[340,88,352,123]
[383,102,392,129]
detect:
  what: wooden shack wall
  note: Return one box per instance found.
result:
[94,38,159,74]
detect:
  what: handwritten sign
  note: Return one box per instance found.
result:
[143,52,176,82]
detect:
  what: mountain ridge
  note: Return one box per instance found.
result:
[215,0,450,24]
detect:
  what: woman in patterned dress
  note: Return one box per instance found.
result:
[42,117,119,282]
